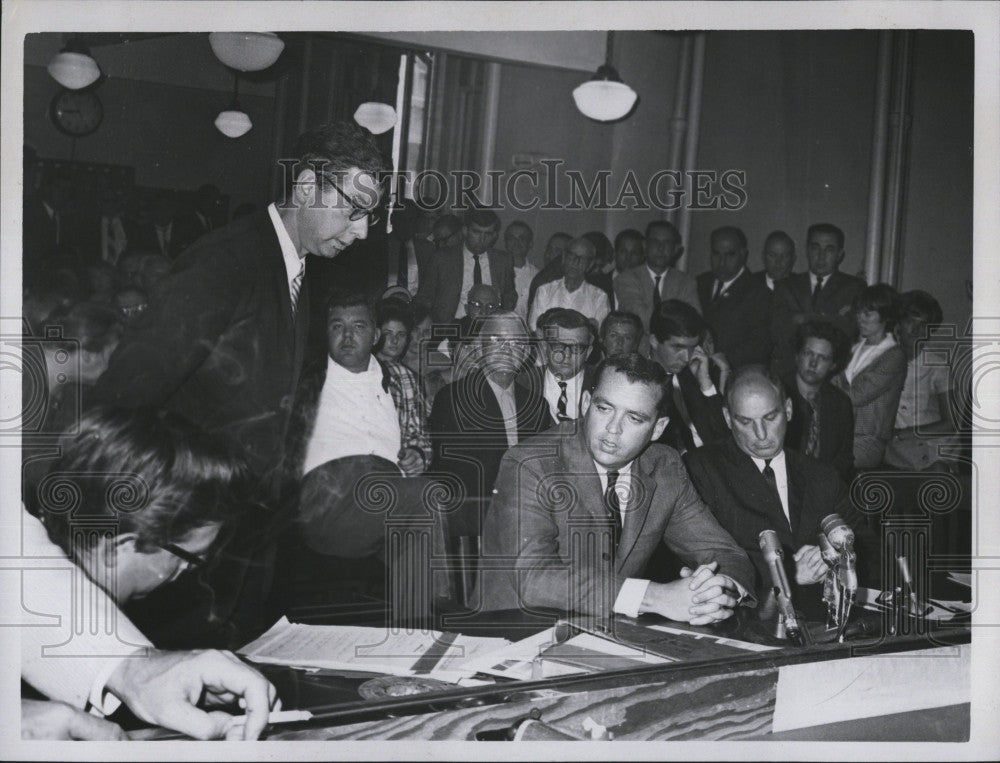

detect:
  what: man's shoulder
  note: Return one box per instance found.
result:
[829,271,866,293]
[616,265,647,286]
[785,446,842,485]
[172,212,274,267]
[821,382,852,408]
[695,270,714,288]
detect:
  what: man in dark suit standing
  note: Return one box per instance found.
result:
[429,312,549,539]
[384,200,434,296]
[685,365,876,616]
[771,223,866,378]
[696,226,773,369]
[784,321,855,484]
[173,183,224,254]
[417,207,516,323]
[649,299,731,455]
[94,121,390,647]
[750,230,796,293]
[476,353,754,622]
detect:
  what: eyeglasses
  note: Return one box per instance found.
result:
[484,336,530,351]
[546,341,591,355]
[156,542,210,571]
[322,176,381,225]
[467,300,499,311]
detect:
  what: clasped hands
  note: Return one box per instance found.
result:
[640,561,742,625]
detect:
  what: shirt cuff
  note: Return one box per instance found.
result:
[86,655,132,717]
[700,382,719,397]
[613,578,650,619]
[722,575,752,606]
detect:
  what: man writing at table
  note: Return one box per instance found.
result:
[477,353,755,623]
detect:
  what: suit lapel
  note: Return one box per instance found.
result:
[616,457,657,569]
[563,428,606,523]
[725,440,793,539]
[785,452,804,539]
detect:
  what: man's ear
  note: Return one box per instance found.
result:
[580,389,592,416]
[784,397,793,422]
[648,335,661,354]
[104,532,139,568]
[293,169,317,207]
[674,245,685,262]
[834,248,846,268]
[722,407,733,431]
[651,414,669,441]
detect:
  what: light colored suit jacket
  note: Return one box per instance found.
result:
[475,423,754,615]
[613,265,700,332]
[832,343,907,469]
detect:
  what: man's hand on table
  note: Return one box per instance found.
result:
[105,649,280,740]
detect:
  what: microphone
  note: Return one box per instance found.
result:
[758,530,806,644]
[897,554,930,616]
[820,514,858,594]
[817,531,839,568]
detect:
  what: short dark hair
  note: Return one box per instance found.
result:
[35,407,247,558]
[899,290,943,327]
[505,220,533,240]
[645,219,681,241]
[583,231,613,265]
[293,121,390,180]
[547,232,572,245]
[853,283,900,332]
[600,310,644,340]
[47,301,122,354]
[614,228,644,250]
[807,223,845,249]
[649,299,707,343]
[711,225,748,249]
[592,353,670,417]
[326,288,375,320]
[794,320,851,372]
[724,364,788,411]
[463,207,501,231]
[377,298,414,333]
[764,230,795,251]
[536,307,593,335]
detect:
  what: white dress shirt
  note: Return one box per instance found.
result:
[455,245,493,319]
[750,449,790,526]
[17,507,151,714]
[529,279,610,331]
[101,215,127,265]
[268,202,307,303]
[543,367,586,422]
[302,356,402,476]
[591,461,650,617]
[765,273,776,291]
[486,375,520,447]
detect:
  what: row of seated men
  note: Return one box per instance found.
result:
[19,124,962,738]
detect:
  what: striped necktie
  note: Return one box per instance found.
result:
[290,260,305,315]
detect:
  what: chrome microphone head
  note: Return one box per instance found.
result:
[820,513,855,550]
[758,529,783,561]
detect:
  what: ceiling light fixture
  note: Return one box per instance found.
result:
[573,31,638,122]
[353,102,397,135]
[209,32,285,72]
[47,37,101,90]
[215,73,252,138]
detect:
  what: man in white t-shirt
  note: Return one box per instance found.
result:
[529,237,610,332]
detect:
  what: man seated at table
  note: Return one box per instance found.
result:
[476,353,755,623]
[685,365,876,615]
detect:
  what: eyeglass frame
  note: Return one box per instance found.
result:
[156,541,210,571]
[319,174,382,226]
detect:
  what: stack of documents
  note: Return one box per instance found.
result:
[239,617,510,683]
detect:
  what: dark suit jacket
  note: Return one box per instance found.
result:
[655,366,729,455]
[476,423,754,615]
[94,210,311,497]
[429,367,550,535]
[697,269,773,369]
[417,245,516,323]
[685,438,876,611]
[172,211,214,254]
[785,380,855,484]
[519,363,598,429]
[383,234,434,293]
[771,270,865,376]
[614,265,700,331]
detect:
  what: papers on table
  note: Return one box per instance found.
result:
[645,623,779,652]
[238,617,510,683]
[946,571,971,587]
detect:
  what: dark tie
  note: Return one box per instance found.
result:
[473,254,483,285]
[804,395,821,458]
[711,280,723,302]
[604,470,623,548]
[761,458,784,517]
[812,276,825,307]
[290,261,305,315]
[557,380,568,420]
[652,274,662,311]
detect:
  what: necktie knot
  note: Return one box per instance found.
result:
[556,380,569,420]
[652,274,663,309]
[473,253,483,285]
